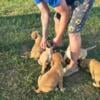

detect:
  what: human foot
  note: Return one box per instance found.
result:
[63,65,79,77]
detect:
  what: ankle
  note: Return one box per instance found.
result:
[68,60,77,68]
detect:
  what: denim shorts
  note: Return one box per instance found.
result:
[34,0,61,8]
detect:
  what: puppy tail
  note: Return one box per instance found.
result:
[86,45,96,51]
[31,31,38,39]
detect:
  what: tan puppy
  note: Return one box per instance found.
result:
[64,45,96,60]
[34,52,64,93]
[30,31,42,60]
[38,47,52,74]
[79,59,100,88]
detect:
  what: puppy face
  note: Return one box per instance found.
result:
[31,31,38,40]
[78,59,90,69]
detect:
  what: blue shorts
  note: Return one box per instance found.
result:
[34,0,61,8]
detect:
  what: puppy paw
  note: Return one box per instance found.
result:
[93,82,100,88]
[60,87,65,92]
[54,87,59,91]
[33,88,41,93]
[38,59,41,65]
[63,68,67,73]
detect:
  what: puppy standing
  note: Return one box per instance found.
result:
[34,52,65,93]
[79,58,100,88]
[30,31,42,60]
[64,45,96,60]
[38,47,52,74]
[63,45,96,75]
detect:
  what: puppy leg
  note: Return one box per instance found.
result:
[93,81,100,88]
[93,76,100,88]
[50,60,54,66]
[30,48,34,58]
[41,63,46,74]
[36,52,41,59]
[30,53,34,58]
[58,77,65,92]
[34,88,41,93]
[38,59,41,65]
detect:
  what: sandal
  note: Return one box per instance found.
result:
[63,66,79,77]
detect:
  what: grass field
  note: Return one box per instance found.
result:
[0,0,100,100]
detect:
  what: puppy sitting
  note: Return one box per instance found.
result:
[38,47,52,74]
[30,31,42,60]
[79,58,100,88]
[34,52,65,93]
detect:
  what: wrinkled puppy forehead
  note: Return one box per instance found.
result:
[52,52,62,60]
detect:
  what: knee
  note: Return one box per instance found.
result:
[68,33,81,40]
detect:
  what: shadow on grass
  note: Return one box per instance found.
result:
[0,6,100,58]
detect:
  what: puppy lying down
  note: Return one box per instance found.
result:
[79,58,100,88]
[30,31,42,60]
[34,52,64,93]
[38,47,52,74]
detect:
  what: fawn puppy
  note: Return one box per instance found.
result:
[34,52,65,93]
[79,58,100,88]
[30,31,42,60]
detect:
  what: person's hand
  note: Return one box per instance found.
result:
[53,37,62,47]
[40,37,47,49]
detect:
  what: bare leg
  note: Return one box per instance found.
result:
[68,33,81,68]
[63,33,81,76]
[41,63,46,74]
[54,15,60,36]
[53,15,63,46]
[53,0,70,46]
[64,0,94,76]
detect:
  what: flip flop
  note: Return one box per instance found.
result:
[63,66,79,77]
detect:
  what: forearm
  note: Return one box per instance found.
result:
[41,12,50,38]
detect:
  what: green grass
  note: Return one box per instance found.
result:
[0,0,100,100]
